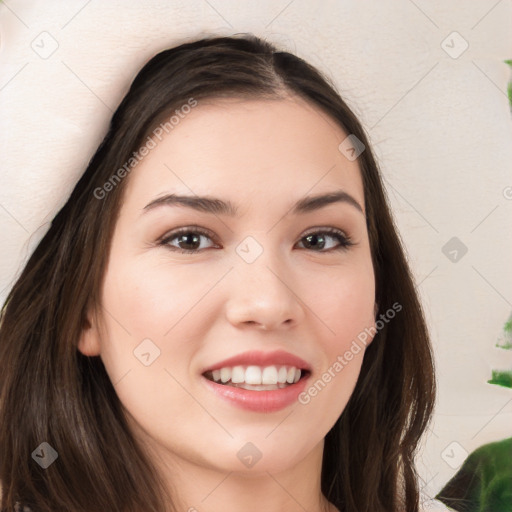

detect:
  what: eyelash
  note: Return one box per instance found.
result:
[158,226,354,254]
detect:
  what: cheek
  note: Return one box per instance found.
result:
[304,260,376,345]
[97,249,228,405]
[97,257,214,438]
[103,249,219,340]
[295,265,374,427]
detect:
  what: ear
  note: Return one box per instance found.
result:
[77,310,102,356]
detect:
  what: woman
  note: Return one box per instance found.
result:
[0,34,448,512]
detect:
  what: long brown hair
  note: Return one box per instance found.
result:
[0,34,435,512]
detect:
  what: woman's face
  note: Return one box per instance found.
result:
[79,95,376,476]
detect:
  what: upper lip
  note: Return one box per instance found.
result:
[201,349,312,374]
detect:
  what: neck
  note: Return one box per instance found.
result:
[143,436,338,512]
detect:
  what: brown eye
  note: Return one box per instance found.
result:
[158,226,353,255]
[297,229,353,252]
[159,228,217,254]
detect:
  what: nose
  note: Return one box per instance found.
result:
[224,250,305,331]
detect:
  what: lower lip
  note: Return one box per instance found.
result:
[201,374,310,413]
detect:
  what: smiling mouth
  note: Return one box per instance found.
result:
[202,366,311,391]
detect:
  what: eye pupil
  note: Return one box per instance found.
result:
[304,233,326,250]
[178,233,200,250]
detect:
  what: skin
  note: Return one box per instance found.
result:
[79,95,377,512]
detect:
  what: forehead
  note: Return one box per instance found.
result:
[123,96,365,214]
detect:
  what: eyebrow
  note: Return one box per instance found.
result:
[142,190,364,217]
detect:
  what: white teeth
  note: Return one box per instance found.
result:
[245,366,262,385]
[262,366,278,384]
[207,365,304,386]
[231,366,245,383]
[220,367,231,383]
[229,382,290,390]
[277,366,288,384]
